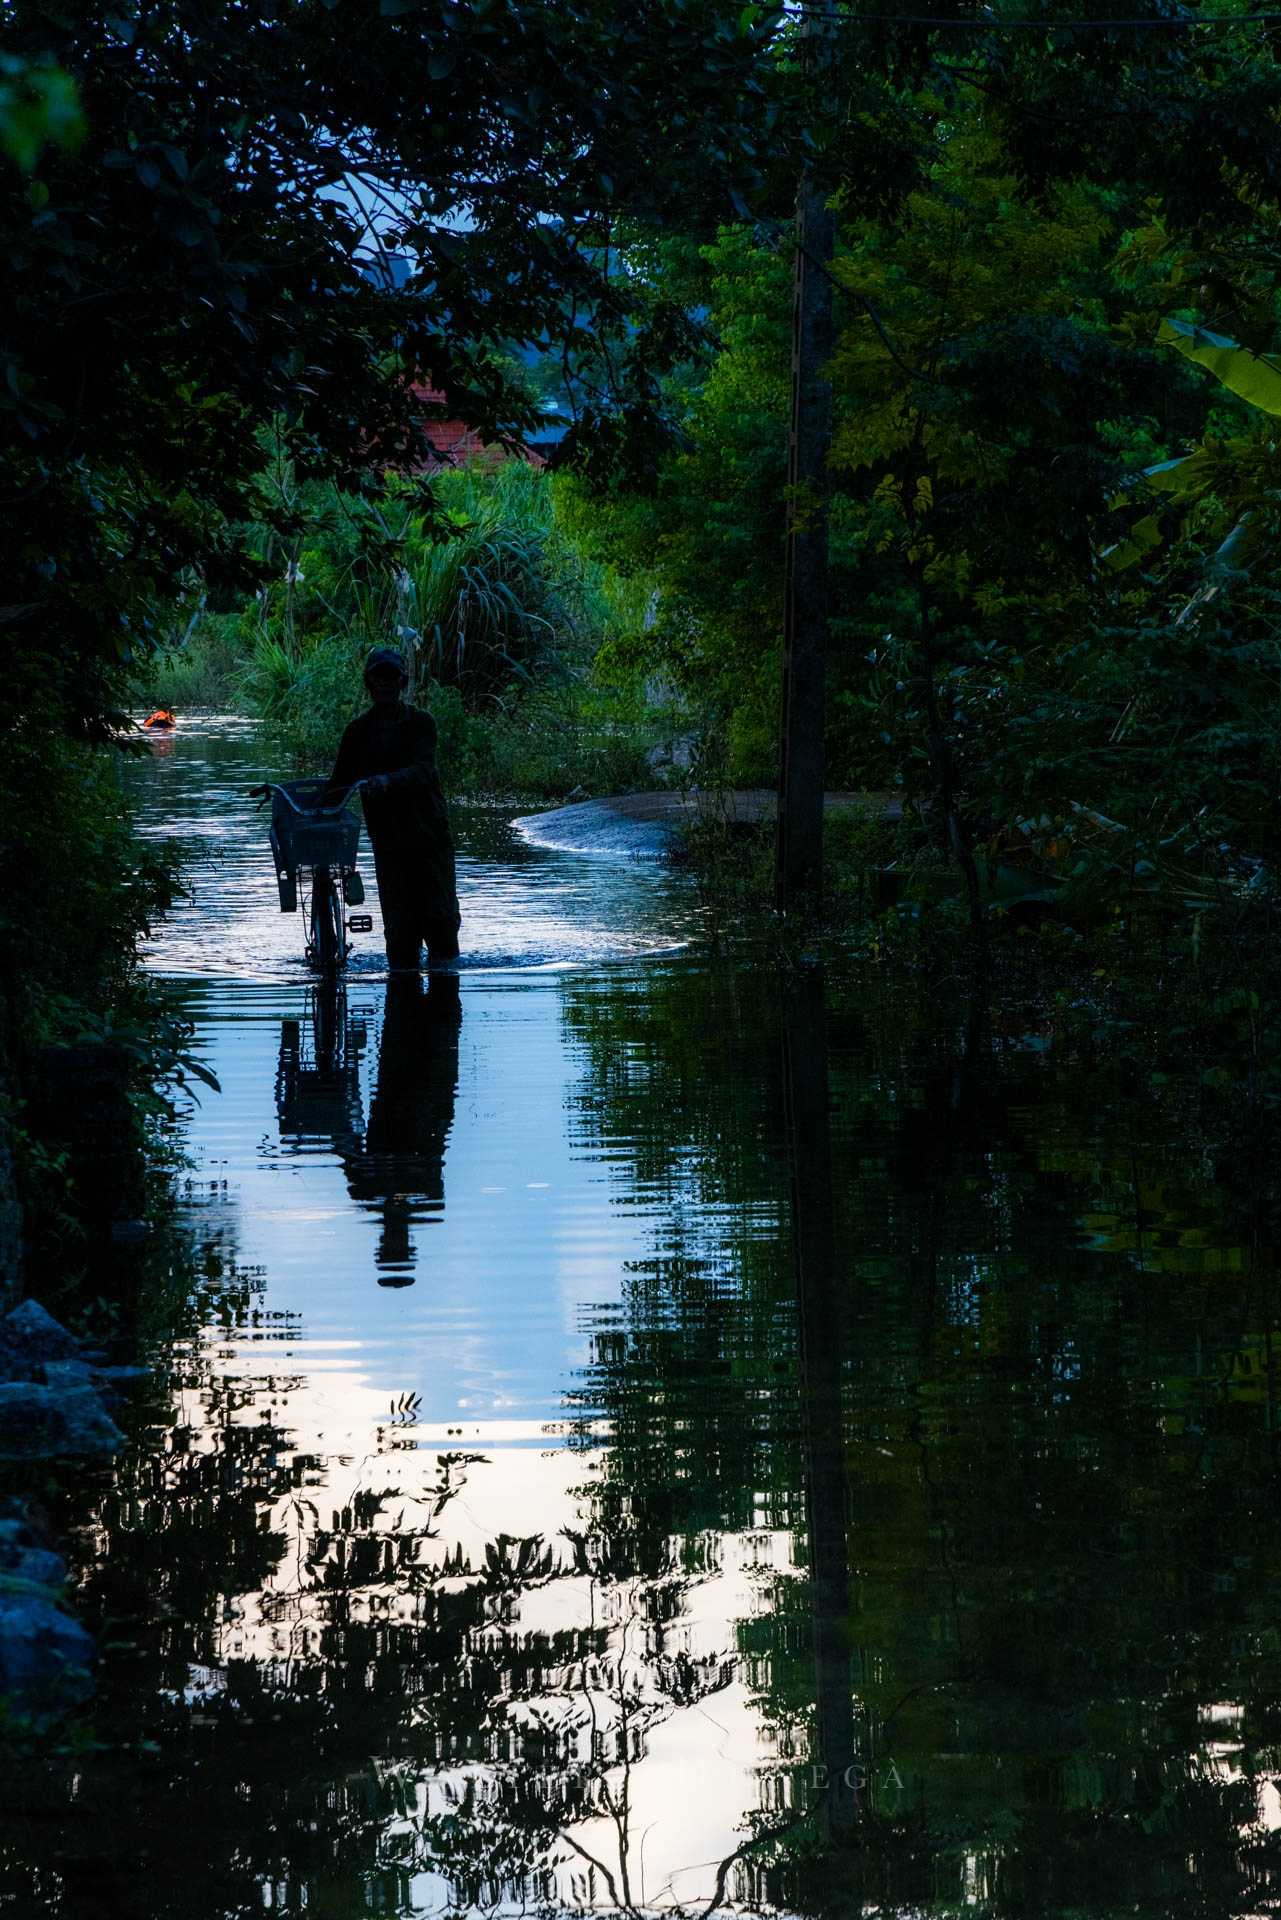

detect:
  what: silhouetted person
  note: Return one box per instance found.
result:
[326,647,461,971]
[342,974,461,1285]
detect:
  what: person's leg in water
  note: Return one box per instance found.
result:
[421,828,461,968]
[374,834,460,971]
[372,845,423,971]
[425,912,460,966]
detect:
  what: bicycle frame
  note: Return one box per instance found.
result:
[252,781,372,978]
[302,861,347,976]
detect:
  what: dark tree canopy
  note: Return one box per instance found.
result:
[0,0,788,736]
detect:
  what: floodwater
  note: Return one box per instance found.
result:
[7,719,1281,1918]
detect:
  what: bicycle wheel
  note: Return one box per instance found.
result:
[311,865,345,978]
[311,977,346,1076]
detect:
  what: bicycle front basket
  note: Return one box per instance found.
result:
[271,780,361,874]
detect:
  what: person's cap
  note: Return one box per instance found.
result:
[364,646,408,680]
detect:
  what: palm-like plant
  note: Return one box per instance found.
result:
[405,462,575,702]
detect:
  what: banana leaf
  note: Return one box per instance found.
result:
[1159,317,1281,417]
[1139,447,1216,496]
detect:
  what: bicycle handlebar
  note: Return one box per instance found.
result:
[250,780,366,811]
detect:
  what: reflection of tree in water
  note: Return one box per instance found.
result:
[7,961,1281,1918]
[2,1251,767,1916]
[275,976,461,1284]
[560,961,1281,1916]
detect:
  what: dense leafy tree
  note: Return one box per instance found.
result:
[563,9,1281,911]
[556,228,794,780]
[822,120,1160,911]
[1,0,787,736]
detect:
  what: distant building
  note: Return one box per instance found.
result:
[409,384,568,471]
[362,255,574,469]
[409,385,495,467]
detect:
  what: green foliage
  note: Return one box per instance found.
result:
[140,612,243,710]
[1078,306,1281,885]
[555,226,793,784]
[0,713,186,1256]
[557,24,1281,918]
[0,725,179,1058]
[405,462,575,699]
[1159,317,1281,417]
[463,679,662,799]
[0,54,81,171]
[205,459,674,797]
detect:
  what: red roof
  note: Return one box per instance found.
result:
[410,384,544,468]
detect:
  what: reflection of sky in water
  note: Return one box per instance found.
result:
[177,972,677,1431]
[135,723,710,1430]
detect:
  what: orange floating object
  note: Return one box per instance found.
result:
[143,709,176,731]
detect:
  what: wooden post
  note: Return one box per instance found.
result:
[775,10,836,914]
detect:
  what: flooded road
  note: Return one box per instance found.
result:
[8,720,1281,1918]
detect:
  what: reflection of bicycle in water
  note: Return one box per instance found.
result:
[275,973,461,1286]
[251,779,373,977]
[276,983,367,1161]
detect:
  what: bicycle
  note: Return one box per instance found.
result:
[252,779,373,978]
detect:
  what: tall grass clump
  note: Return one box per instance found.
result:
[408,460,570,700]
[200,454,682,798]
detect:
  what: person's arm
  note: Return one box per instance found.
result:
[380,709,441,797]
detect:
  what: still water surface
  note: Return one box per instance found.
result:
[10,720,1281,1918]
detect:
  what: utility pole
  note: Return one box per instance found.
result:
[775,6,837,914]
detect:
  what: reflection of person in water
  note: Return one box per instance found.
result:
[275,977,461,1287]
[342,973,461,1286]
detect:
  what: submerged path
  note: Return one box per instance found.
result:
[9,716,1279,1918]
